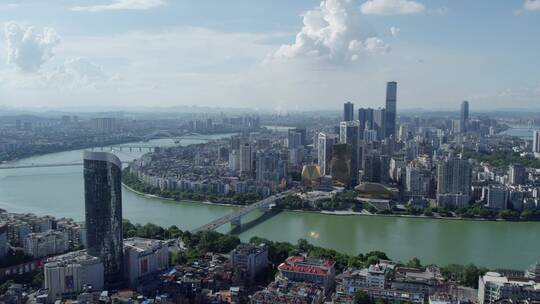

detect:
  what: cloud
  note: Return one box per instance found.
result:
[44,57,118,90]
[267,0,388,63]
[72,0,165,12]
[360,0,425,15]
[388,26,400,37]
[4,21,60,72]
[524,0,540,11]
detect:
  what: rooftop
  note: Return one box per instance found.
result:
[278,256,335,276]
[45,250,101,267]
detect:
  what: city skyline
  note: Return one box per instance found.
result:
[0,0,539,111]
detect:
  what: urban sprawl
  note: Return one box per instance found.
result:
[1,82,540,303]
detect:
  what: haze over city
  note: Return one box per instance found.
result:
[0,0,539,111]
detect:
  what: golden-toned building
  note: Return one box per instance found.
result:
[302,165,322,189]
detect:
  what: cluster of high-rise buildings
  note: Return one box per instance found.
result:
[317,82,398,187]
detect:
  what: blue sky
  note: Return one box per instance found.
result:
[0,0,538,111]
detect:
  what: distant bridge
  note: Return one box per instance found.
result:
[0,161,132,170]
[191,190,293,233]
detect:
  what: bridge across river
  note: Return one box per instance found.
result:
[0,161,133,170]
[191,191,293,233]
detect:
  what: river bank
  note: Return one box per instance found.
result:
[121,183,239,208]
[121,182,536,224]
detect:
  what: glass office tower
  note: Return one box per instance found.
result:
[83,151,124,286]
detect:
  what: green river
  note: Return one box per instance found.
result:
[0,135,538,269]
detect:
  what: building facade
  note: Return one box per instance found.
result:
[385,82,397,139]
[83,151,124,286]
[44,250,104,302]
[123,237,169,287]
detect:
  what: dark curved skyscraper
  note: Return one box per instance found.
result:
[83,151,124,286]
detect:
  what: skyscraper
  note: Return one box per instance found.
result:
[373,108,386,140]
[508,164,526,186]
[533,130,540,158]
[460,101,469,133]
[385,82,397,138]
[317,133,338,176]
[340,121,361,185]
[287,128,305,148]
[83,151,124,286]
[358,107,374,137]
[240,143,252,174]
[344,102,354,122]
[330,144,352,186]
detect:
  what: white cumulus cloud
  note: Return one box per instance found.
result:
[388,26,400,37]
[360,0,425,15]
[267,0,388,63]
[72,0,165,12]
[4,21,60,72]
[524,0,540,11]
[44,57,117,90]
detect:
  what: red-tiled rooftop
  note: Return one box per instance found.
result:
[278,256,335,276]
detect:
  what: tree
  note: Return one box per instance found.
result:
[498,209,520,221]
[406,257,422,269]
[354,290,371,304]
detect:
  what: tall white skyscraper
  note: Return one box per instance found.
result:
[317,133,338,176]
[533,130,540,158]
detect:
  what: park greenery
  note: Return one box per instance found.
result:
[276,191,362,212]
[122,220,487,289]
[462,149,540,169]
[122,169,261,206]
[387,203,540,222]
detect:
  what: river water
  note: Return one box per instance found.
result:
[0,135,539,269]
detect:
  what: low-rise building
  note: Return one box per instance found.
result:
[44,250,104,303]
[278,256,336,292]
[251,277,325,304]
[24,230,69,258]
[230,243,268,281]
[123,237,169,288]
[391,266,445,295]
[367,264,388,289]
[478,272,540,304]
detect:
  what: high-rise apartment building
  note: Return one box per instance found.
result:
[344,102,354,121]
[508,164,526,186]
[239,143,252,174]
[385,82,397,138]
[533,130,540,158]
[437,157,472,195]
[83,151,124,286]
[436,157,472,208]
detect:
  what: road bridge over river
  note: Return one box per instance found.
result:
[191,190,294,233]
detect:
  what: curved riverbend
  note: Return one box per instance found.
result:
[0,135,539,269]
